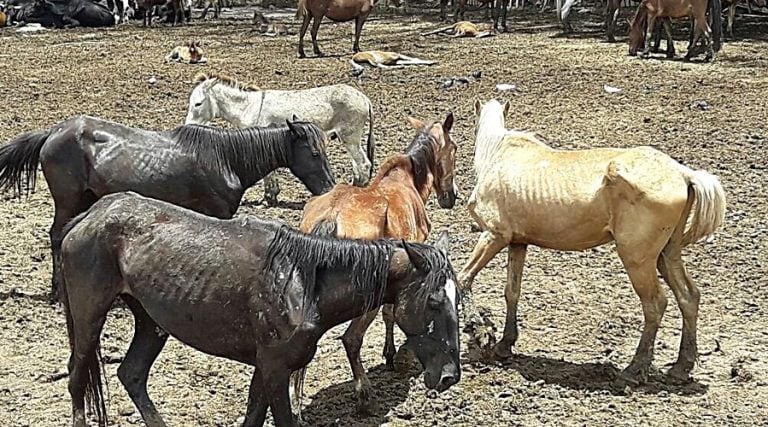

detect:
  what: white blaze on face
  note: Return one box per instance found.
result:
[444,278,457,309]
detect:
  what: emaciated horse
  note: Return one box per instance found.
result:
[628,0,722,61]
[186,72,374,205]
[0,115,334,301]
[459,99,726,384]
[61,191,461,427]
[296,0,399,57]
[299,113,458,412]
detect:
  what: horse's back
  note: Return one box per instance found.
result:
[301,183,388,240]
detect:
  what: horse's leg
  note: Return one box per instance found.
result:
[263,369,294,427]
[200,1,209,19]
[262,174,280,207]
[243,368,269,427]
[493,244,527,359]
[457,230,508,325]
[641,14,657,58]
[616,247,667,384]
[310,14,324,56]
[657,242,700,383]
[338,132,371,186]
[501,0,508,31]
[685,17,704,60]
[605,0,619,42]
[117,297,169,427]
[353,14,367,53]
[340,309,380,414]
[381,304,397,369]
[662,18,676,58]
[297,13,311,58]
[728,3,735,38]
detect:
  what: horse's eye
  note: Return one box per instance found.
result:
[194,102,203,108]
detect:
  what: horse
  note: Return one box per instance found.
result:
[628,0,722,61]
[439,0,510,31]
[298,112,457,413]
[165,41,207,64]
[186,72,375,205]
[726,0,766,38]
[0,115,334,302]
[459,99,726,385]
[350,50,436,71]
[295,0,399,58]
[60,191,461,427]
[136,0,182,25]
[420,21,495,38]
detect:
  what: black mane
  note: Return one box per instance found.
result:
[264,225,456,316]
[404,124,439,191]
[168,121,325,185]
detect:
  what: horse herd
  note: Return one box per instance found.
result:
[0,70,726,426]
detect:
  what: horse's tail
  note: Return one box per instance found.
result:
[681,169,726,247]
[709,0,722,52]
[310,218,339,238]
[295,0,307,20]
[366,102,375,179]
[60,212,108,426]
[0,128,51,196]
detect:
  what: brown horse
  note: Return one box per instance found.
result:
[296,0,399,57]
[628,0,722,61]
[297,113,458,413]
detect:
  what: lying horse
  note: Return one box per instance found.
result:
[165,40,207,64]
[186,72,375,205]
[0,115,335,301]
[350,50,436,71]
[459,99,726,384]
[299,113,457,412]
[61,191,461,427]
[628,0,722,61]
[21,0,114,28]
[421,21,495,38]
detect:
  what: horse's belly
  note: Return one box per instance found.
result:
[325,4,368,21]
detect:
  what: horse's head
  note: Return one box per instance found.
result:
[391,232,461,392]
[408,112,458,209]
[474,98,510,131]
[187,41,205,64]
[185,76,218,125]
[285,116,335,195]
[627,13,646,56]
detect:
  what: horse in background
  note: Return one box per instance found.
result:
[0,115,335,302]
[186,72,375,205]
[296,0,400,57]
[60,192,460,427]
[628,0,722,61]
[460,99,725,385]
[299,112,458,413]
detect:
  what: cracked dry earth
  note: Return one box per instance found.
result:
[1,7,767,427]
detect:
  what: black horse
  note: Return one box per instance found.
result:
[0,115,335,301]
[20,0,115,28]
[60,192,461,427]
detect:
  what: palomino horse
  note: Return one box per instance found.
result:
[296,0,399,57]
[628,0,722,61]
[350,50,436,70]
[459,99,726,384]
[440,0,509,31]
[298,113,457,412]
[0,115,334,301]
[186,72,374,205]
[61,192,460,427]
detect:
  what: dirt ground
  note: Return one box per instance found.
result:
[1,6,767,426]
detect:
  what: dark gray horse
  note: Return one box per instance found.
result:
[0,115,335,301]
[60,192,461,427]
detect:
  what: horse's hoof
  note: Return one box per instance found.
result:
[617,364,649,386]
[492,341,514,359]
[298,51,306,59]
[264,195,279,207]
[607,36,616,43]
[314,51,325,57]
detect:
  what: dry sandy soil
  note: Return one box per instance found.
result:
[1,5,767,427]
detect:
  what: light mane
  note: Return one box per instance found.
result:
[194,72,261,92]
[475,101,550,172]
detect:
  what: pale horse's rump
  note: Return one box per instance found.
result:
[460,99,726,385]
[185,73,374,205]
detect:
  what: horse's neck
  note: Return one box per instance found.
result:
[374,156,433,203]
[230,130,290,188]
[214,85,264,127]
[474,124,546,171]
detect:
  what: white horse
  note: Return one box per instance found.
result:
[460,99,726,385]
[186,73,374,205]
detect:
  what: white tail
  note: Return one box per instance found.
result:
[683,169,726,246]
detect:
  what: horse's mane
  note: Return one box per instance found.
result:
[168,122,324,181]
[370,124,437,190]
[265,225,395,315]
[264,225,456,316]
[194,72,261,92]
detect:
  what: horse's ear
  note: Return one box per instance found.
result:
[407,116,424,130]
[291,114,301,122]
[286,119,298,133]
[434,230,450,254]
[503,101,511,117]
[403,242,429,272]
[474,100,482,116]
[443,112,454,133]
